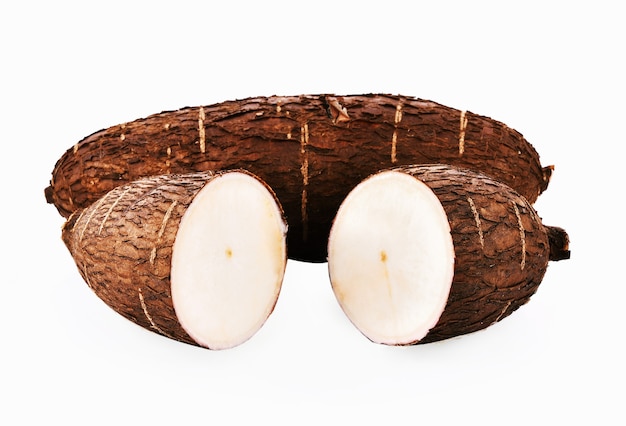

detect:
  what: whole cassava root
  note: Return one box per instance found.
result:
[327,164,568,346]
[62,170,287,350]
[46,94,553,262]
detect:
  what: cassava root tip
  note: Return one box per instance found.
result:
[545,225,570,261]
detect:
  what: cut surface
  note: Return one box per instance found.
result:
[328,171,455,345]
[171,172,287,350]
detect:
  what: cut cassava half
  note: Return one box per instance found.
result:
[62,171,287,350]
[46,94,553,261]
[327,164,569,345]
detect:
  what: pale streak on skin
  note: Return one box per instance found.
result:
[494,300,512,323]
[459,110,468,155]
[120,134,126,141]
[150,200,178,265]
[512,203,526,270]
[391,102,403,163]
[138,288,175,339]
[70,208,87,235]
[198,107,206,153]
[300,122,310,241]
[98,187,132,235]
[467,196,484,249]
[78,192,110,242]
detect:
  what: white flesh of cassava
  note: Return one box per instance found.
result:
[328,171,455,345]
[171,172,287,350]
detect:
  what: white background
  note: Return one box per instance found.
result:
[2,1,623,424]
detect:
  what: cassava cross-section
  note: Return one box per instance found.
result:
[46,94,553,261]
[62,171,287,350]
[327,164,568,345]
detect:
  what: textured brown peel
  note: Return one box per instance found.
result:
[47,94,549,262]
[401,165,552,343]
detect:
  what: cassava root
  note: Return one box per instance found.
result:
[62,170,287,349]
[46,94,553,262]
[327,164,565,345]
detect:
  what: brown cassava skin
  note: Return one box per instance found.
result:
[46,94,552,261]
[61,171,285,348]
[387,165,551,344]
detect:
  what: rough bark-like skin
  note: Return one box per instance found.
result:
[61,171,285,347]
[392,165,551,344]
[46,94,551,262]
